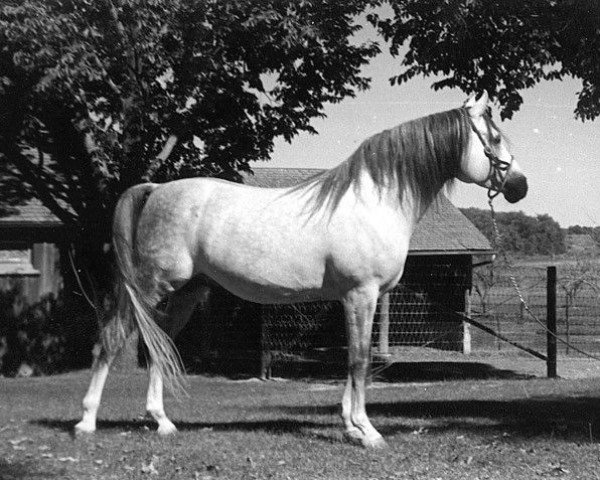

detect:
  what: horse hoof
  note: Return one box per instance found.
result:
[73,422,95,437]
[157,423,177,436]
[363,436,388,449]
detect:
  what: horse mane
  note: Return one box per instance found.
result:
[299,107,472,216]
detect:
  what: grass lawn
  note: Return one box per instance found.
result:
[3,370,600,479]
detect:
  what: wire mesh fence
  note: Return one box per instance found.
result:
[472,261,600,359]
[468,264,549,358]
[178,257,600,378]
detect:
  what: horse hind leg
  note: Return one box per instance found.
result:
[341,285,387,449]
[144,279,210,435]
[74,316,133,435]
[145,360,177,435]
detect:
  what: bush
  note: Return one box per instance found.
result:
[0,285,96,376]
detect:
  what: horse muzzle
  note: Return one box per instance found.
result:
[502,172,528,203]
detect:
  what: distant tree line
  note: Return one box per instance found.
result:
[566,225,600,246]
[460,208,566,256]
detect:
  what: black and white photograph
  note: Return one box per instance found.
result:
[1,1,599,478]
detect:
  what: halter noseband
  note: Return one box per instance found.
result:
[462,107,514,200]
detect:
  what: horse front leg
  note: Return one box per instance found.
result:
[341,286,387,448]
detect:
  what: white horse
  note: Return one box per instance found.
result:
[75,92,527,448]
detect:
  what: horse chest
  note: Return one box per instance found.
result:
[324,212,411,292]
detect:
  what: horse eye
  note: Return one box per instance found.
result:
[491,134,502,145]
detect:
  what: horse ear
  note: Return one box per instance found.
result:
[464,91,489,116]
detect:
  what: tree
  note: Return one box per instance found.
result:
[567,225,600,248]
[369,0,600,120]
[0,0,379,308]
[460,208,566,256]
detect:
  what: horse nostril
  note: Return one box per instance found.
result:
[503,174,528,203]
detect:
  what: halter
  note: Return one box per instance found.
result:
[462,107,514,201]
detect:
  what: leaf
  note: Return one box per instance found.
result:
[141,462,159,475]
[141,455,160,475]
[411,426,429,435]
[58,456,79,463]
[9,437,30,447]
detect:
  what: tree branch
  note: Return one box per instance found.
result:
[144,134,178,181]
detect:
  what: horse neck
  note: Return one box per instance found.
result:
[382,167,450,227]
[351,169,441,231]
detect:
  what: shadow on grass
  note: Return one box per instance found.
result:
[373,361,537,382]
[33,417,343,438]
[194,359,538,383]
[274,396,600,440]
[32,394,600,443]
[26,361,598,443]
[0,459,67,479]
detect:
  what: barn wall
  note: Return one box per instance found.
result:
[382,254,472,352]
[31,243,62,299]
[0,242,61,305]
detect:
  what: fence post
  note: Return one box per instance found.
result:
[463,290,472,355]
[547,266,557,378]
[259,305,272,380]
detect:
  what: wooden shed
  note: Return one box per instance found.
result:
[0,201,64,304]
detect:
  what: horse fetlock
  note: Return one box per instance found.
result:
[343,428,364,445]
[146,407,177,436]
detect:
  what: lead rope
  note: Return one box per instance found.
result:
[488,197,600,361]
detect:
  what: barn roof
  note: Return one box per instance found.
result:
[0,200,63,228]
[243,167,492,255]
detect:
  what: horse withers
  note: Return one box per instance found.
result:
[75,92,527,448]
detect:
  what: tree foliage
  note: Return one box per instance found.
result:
[0,0,379,221]
[567,225,600,247]
[370,0,600,120]
[0,0,378,294]
[460,208,566,256]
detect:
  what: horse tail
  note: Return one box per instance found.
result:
[108,183,185,395]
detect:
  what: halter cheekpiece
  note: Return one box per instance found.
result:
[461,107,514,201]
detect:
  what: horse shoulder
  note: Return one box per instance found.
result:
[324,202,411,293]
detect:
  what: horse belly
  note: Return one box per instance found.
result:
[194,197,329,304]
[198,234,327,304]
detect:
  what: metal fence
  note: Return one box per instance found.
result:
[182,259,600,378]
[469,262,600,359]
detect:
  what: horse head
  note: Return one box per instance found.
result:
[458,91,528,204]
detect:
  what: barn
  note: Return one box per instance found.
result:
[0,168,493,376]
[0,201,64,304]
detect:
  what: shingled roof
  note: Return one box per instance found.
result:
[0,200,62,228]
[243,167,492,255]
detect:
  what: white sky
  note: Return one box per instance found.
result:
[263,19,599,228]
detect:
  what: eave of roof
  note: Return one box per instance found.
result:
[0,200,62,228]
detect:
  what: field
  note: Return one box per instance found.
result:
[467,257,600,359]
[4,369,600,479]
